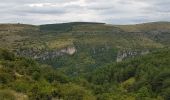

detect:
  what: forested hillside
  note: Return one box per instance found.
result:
[88,48,170,100]
[0,49,96,100]
[0,48,170,100]
[1,22,170,75]
[0,22,170,100]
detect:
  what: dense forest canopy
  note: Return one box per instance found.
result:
[0,22,170,100]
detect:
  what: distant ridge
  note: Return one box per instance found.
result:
[1,21,170,26]
[1,21,170,32]
[39,22,105,31]
[40,22,105,25]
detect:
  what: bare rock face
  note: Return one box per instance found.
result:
[61,47,76,55]
[116,49,149,62]
[16,46,77,60]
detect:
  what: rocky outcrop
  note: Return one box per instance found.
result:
[16,46,76,60]
[116,49,149,62]
[60,47,76,55]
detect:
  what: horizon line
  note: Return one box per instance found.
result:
[0,21,169,26]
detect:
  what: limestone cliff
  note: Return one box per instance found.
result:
[16,46,76,60]
[116,49,149,62]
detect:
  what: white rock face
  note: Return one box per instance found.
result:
[61,47,76,55]
[16,46,77,60]
[116,50,149,62]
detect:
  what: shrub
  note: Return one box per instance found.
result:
[0,90,16,100]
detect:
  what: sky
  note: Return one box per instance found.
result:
[0,0,170,25]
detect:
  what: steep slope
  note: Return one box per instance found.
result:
[1,48,169,100]
[88,48,170,100]
[0,22,170,100]
[115,22,170,46]
[0,22,170,75]
[0,49,96,100]
[115,22,170,32]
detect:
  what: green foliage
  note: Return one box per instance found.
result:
[1,22,170,100]
[40,22,104,32]
[88,49,170,100]
[28,80,54,100]
[32,71,41,80]
[44,44,118,76]
[161,87,170,100]
[0,90,16,100]
[0,73,14,84]
[0,49,97,99]
[0,49,14,61]
[136,87,151,100]
[10,80,31,93]
[57,83,96,100]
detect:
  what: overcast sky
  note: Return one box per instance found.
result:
[0,0,170,25]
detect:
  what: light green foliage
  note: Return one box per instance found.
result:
[89,49,170,100]
[0,90,16,100]
[0,22,170,100]
[57,83,96,100]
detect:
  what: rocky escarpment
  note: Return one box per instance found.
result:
[16,45,150,63]
[15,46,76,60]
[116,49,150,62]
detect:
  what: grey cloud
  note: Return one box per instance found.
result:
[0,0,170,24]
[19,6,67,15]
[0,0,79,4]
[141,0,170,16]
